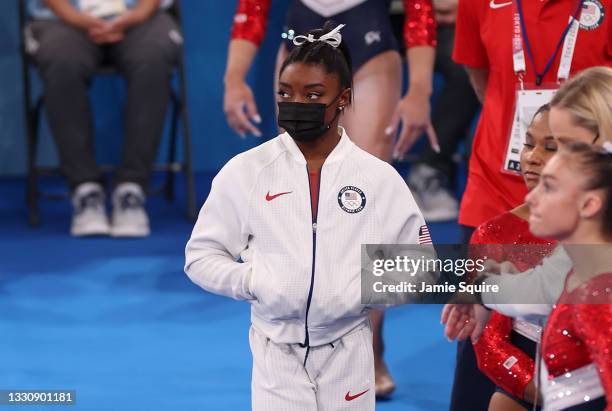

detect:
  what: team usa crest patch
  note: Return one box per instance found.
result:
[338,186,366,214]
[580,0,605,30]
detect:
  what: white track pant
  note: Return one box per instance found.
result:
[249,322,375,411]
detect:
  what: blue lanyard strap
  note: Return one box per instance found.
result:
[516,0,584,86]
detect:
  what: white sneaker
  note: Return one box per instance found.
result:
[110,182,150,238]
[407,164,459,222]
[71,182,110,237]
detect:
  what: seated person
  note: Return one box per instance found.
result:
[26,0,181,237]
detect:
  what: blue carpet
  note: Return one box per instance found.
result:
[0,174,459,410]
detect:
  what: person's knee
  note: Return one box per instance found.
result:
[29,24,97,78]
[37,52,96,82]
[129,48,174,69]
[119,40,178,78]
[120,15,181,74]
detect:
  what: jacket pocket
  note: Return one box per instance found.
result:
[240,247,258,301]
[250,251,307,321]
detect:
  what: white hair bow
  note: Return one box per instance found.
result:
[603,141,612,154]
[292,24,346,48]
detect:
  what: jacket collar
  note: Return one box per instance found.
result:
[279,126,353,166]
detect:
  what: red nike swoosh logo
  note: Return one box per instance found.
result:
[345,389,369,401]
[265,191,292,201]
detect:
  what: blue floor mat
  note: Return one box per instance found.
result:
[0,174,459,410]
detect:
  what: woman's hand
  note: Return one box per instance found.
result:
[87,9,147,44]
[88,23,124,44]
[388,89,439,160]
[441,303,490,342]
[224,79,262,138]
[105,9,145,32]
[388,45,439,159]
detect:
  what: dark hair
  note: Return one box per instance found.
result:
[280,21,354,103]
[529,103,551,126]
[563,142,612,237]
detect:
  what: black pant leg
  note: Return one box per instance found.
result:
[449,224,495,411]
[449,339,496,411]
[421,24,480,186]
[28,20,103,188]
[110,12,180,189]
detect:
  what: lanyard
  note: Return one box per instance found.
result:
[512,0,584,86]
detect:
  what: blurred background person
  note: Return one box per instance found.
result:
[452,0,611,239]
[223,0,438,397]
[406,0,480,223]
[26,0,180,237]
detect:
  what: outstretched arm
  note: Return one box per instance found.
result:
[389,0,438,158]
[223,0,272,138]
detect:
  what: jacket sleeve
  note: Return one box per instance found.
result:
[481,245,570,319]
[184,157,255,301]
[379,168,428,245]
[473,312,535,399]
[369,168,436,305]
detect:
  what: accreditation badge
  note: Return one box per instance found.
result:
[503,86,557,175]
[78,0,127,18]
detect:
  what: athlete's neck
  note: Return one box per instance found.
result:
[295,126,341,172]
[510,203,530,221]
[565,244,612,292]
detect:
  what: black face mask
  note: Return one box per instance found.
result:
[277,94,342,142]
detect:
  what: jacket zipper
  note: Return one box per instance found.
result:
[299,166,321,365]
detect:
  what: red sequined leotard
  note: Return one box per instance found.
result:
[470,211,556,400]
[541,272,612,410]
[230,0,436,48]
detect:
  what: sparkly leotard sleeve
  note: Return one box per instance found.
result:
[470,212,556,400]
[230,0,272,47]
[403,0,437,48]
[542,273,612,410]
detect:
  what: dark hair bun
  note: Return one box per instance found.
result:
[303,21,353,75]
[280,20,354,103]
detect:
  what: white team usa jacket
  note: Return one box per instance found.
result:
[185,128,429,346]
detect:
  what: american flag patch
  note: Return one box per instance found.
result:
[418,225,432,244]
